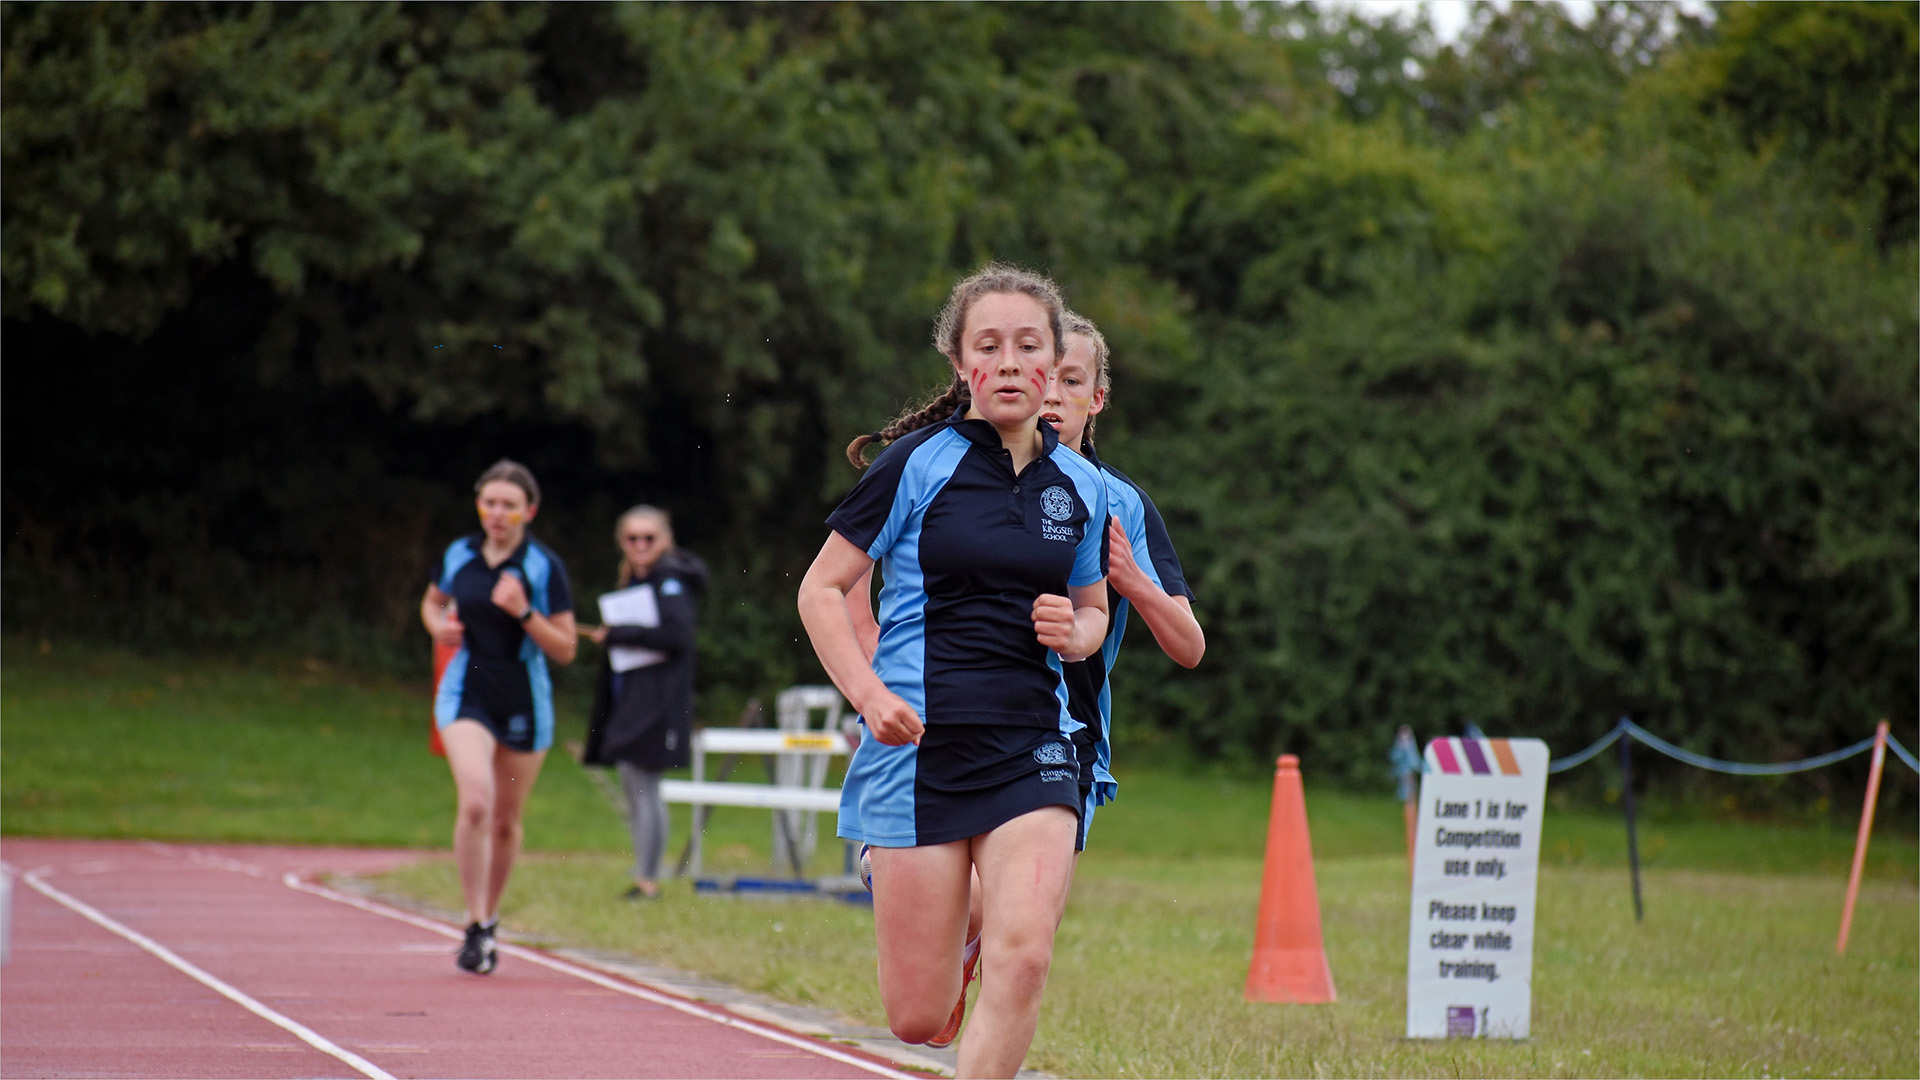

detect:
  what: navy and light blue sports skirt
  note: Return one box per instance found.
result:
[1070,724,1103,853]
[434,651,554,754]
[837,723,1082,848]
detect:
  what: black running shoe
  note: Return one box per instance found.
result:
[456,921,497,975]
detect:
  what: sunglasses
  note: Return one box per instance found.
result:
[621,533,660,545]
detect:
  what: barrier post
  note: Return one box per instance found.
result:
[1244,755,1336,1003]
[1403,798,1417,882]
[1619,733,1643,922]
[1836,720,1890,955]
[1391,726,1421,883]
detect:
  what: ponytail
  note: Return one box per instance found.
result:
[845,374,972,469]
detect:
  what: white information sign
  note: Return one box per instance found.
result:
[1406,736,1549,1040]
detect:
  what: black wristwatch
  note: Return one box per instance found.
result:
[518,608,535,623]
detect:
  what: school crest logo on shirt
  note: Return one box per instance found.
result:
[1033,742,1069,766]
[1041,485,1074,522]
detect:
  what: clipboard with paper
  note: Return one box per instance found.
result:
[598,584,667,672]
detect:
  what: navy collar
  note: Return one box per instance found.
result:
[947,411,1058,455]
[466,531,531,569]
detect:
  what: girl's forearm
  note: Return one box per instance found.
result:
[526,612,578,664]
[420,590,448,634]
[601,620,690,652]
[799,584,890,714]
[1062,605,1109,663]
[1129,587,1205,668]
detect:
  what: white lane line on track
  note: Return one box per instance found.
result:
[6,863,396,1080]
[284,873,919,1080]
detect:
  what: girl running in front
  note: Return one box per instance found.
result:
[852,313,1206,844]
[420,459,577,975]
[1044,312,1205,850]
[846,311,1207,986]
[797,264,1108,1079]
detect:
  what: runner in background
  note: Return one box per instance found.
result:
[799,264,1108,1078]
[581,504,709,902]
[419,459,577,974]
[1043,312,1204,846]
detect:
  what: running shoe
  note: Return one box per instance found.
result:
[456,920,497,975]
[858,843,873,893]
[924,935,980,1049]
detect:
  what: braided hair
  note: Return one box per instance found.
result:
[847,263,1069,469]
[845,374,970,468]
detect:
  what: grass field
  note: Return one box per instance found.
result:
[5,639,1916,1077]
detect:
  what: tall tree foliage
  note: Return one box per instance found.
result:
[4,1,1911,788]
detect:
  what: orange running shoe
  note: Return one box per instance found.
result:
[924,935,981,1049]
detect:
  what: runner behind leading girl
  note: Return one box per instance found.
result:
[1043,311,1204,850]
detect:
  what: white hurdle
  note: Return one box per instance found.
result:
[664,690,858,878]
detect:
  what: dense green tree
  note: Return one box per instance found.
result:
[1676,0,1918,245]
[4,1,1911,794]
[1123,109,1914,779]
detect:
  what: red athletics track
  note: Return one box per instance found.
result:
[0,839,919,1080]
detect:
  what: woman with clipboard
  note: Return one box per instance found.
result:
[582,505,708,901]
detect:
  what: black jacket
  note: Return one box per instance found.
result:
[583,549,708,772]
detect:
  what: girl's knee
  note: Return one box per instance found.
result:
[880,976,961,1044]
[887,1007,952,1046]
[986,936,1054,997]
[491,814,523,845]
[457,794,492,829]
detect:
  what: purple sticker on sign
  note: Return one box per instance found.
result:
[1447,1006,1477,1038]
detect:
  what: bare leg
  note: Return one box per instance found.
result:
[956,806,1078,1079]
[869,840,973,1044]
[440,721,499,926]
[483,744,548,921]
[968,865,984,943]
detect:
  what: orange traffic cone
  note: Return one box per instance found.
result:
[1244,754,1337,1003]
[428,641,456,758]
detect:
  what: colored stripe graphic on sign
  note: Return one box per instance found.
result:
[1431,740,1461,774]
[1489,739,1522,775]
[1460,739,1491,775]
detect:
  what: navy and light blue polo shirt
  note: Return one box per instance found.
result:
[431,532,573,751]
[829,413,1110,845]
[1063,447,1196,821]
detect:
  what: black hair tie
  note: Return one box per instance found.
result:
[869,430,885,441]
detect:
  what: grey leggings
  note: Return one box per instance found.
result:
[617,762,669,882]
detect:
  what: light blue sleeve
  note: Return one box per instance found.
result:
[1068,458,1108,588]
[1109,478,1164,590]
